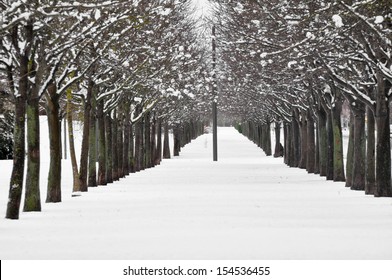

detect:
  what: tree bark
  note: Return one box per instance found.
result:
[374,77,392,197]
[45,82,62,202]
[123,108,130,176]
[345,111,355,188]
[163,122,171,159]
[273,122,283,157]
[351,103,366,190]
[66,90,81,194]
[365,106,375,195]
[24,91,41,211]
[173,125,181,156]
[155,118,162,164]
[129,122,135,173]
[306,110,315,174]
[105,115,113,183]
[79,80,93,192]
[97,99,107,185]
[112,111,119,180]
[88,94,97,187]
[332,101,345,182]
[6,95,27,219]
[326,109,334,180]
[318,107,327,177]
[299,113,307,169]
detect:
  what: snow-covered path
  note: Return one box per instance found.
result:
[1,127,392,259]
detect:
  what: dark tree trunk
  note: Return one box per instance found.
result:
[374,77,392,197]
[144,112,152,168]
[365,106,375,195]
[332,101,345,182]
[283,122,290,164]
[88,95,97,187]
[112,112,119,181]
[318,108,327,177]
[6,20,33,219]
[46,83,62,202]
[163,122,171,159]
[117,112,124,178]
[173,125,181,157]
[326,109,334,180]
[150,115,157,167]
[105,115,113,184]
[351,103,366,190]
[24,93,41,211]
[306,110,315,174]
[67,91,81,193]
[291,112,300,167]
[97,100,107,185]
[299,114,307,169]
[135,116,144,171]
[123,109,130,176]
[129,122,135,173]
[314,122,320,174]
[264,122,272,156]
[155,118,162,164]
[6,96,26,219]
[273,122,283,157]
[79,80,93,192]
[345,111,355,188]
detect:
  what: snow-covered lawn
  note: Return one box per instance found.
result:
[1,123,392,259]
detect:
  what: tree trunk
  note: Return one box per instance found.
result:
[144,112,152,167]
[123,108,130,176]
[314,122,320,174]
[306,110,315,174]
[112,111,119,180]
[129,122,135,173]
[264,122,272,156]
[318,108,327,177]
[291,112,300,167]
[299,114,307,169]
[173,125,181,157]
[351,103,366,190]
[155,118,162,164]
[24,92,41,211]
[45,82,62,203]
[326,110,334,180]
[88,95,97,187]
[273,122,283,157]
[283,122,290,164]
[97,100,107,185]
[105,115,113,184]
[6,95,26,219]
[365,106,375,195]
[374,77,392,197]
[66,90,81,194]
[150,115,157,167]
[345,111,355,188]
[163,122,171,159]
[117,112,124,178]
[135,115,144,171]
[79,80,93,192]
[6,20,33,219]
[332,101,345,182]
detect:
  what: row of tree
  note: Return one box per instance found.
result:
[211,0,391,197]
[0,0,213,219]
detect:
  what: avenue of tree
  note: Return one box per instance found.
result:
[211,0,391,198]
[1,0,391,220]
[1,0,212,219]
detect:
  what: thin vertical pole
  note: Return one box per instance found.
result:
[212,25,218,161]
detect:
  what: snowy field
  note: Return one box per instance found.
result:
[1,119,392,259]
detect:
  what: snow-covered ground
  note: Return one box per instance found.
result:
[1,119,392,259]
